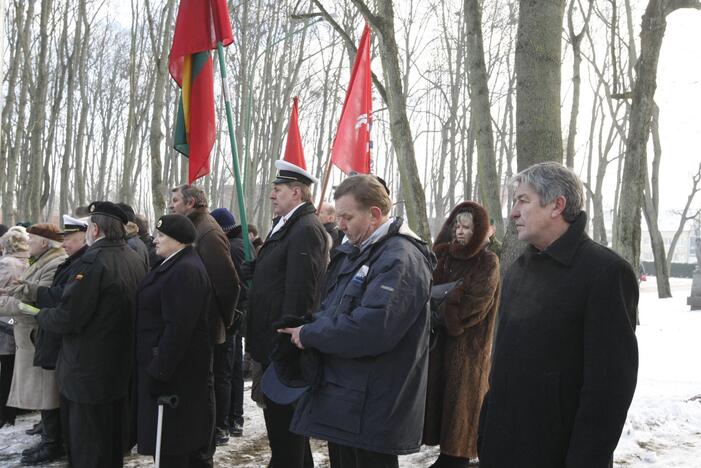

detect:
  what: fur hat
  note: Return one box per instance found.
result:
[0,226,29,254]
[27,223,64,243]
[156,214,197,244]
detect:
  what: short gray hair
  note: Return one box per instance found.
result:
[90,214,126,241]
[171,184,208,208]
[511,162,584,223]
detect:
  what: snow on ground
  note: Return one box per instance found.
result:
[0,277,699,467]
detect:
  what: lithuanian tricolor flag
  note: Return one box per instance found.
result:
[169,0,233,184]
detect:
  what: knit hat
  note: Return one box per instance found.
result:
[27,223,64,243]
[156,214,197,244]
[210,208,237,233]
[88,201,128,225]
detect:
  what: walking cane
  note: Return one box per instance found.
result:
[154,394,179,468]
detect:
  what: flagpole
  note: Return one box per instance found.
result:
[215,42,252,262]
[316,152,335,214]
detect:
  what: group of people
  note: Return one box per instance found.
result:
[0,160,639,468]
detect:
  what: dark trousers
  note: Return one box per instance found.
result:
[263,397,313,468]
[228,334,244,426]
[156,451,209,468]
[61,394,125,468]
[213,334,234,429]
[192,353,216,467]
[328,442,398,468]
[41,408,61,446]
[0,354,16,423]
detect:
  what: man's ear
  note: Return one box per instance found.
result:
[369,206,383,223]
[551,195,567,218]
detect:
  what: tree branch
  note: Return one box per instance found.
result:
[308,0,388,103]
[665,0,701,16]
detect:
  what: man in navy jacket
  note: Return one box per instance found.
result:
[281,175,435,468]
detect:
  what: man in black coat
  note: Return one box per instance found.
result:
[477,162,639,468]
[245,160,329,468]
[19,215,89,464]
[36,202,147,468]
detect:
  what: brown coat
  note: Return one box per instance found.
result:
[188,209,240,345]
[422,201,500,458]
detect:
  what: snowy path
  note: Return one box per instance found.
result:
[0,277,699,467]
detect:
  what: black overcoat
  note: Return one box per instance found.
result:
[34,245,88,369]
[36,239,147,404]
[135,246,212,456]
[246,202,328,365]
[478,213,639,468]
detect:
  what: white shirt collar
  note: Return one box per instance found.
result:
[270,202,306,237]
[160,246,186,266]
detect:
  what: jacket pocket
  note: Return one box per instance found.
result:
[311,381,366,434]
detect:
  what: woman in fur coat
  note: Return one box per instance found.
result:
[423,201,501,468]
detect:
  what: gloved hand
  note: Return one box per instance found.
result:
[240,260,256,282]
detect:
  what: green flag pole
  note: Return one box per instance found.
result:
[215,42,252,262]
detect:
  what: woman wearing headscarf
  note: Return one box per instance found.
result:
[135,214,213,466]
[422,201,501,468]
[0,226,30,428]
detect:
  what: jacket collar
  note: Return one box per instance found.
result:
[138,246,193,290]
[528,211,588,266]
[187,207,210,226]
[266,202,316,241]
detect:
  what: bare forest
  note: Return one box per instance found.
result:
[0,0,700,298]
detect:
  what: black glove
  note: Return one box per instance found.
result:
[240,260,255,282]
[148,376,171,398]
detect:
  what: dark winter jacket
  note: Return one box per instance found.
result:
[323,222,344,250]
[477,212,639,468]
[37,239,147,404]
[34,245,88,369]
[226,225,255,309]
[135,246,212,456]
[246,202,328,365]
[290,218,435,455]
[188,208,240,345]
[422,202,500,458]
[126,224,150,269]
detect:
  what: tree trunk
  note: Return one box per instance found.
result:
[464,0,503,237]
[613,0,701,271]
[147,0,176,218]
[26,0,52,221]
[353,0,431,243]
[502,0,566,271]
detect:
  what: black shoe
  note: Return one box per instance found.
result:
[20,443,64,465]
[21,443,42,457]
[25,422,42,436]
[215,427,229,446]
[229,421,243,437]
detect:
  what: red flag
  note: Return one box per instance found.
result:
[170,0,233,184]
[330,24,372,175]
[283,97,307,170]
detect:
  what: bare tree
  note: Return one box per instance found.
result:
[613,0,701,272]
